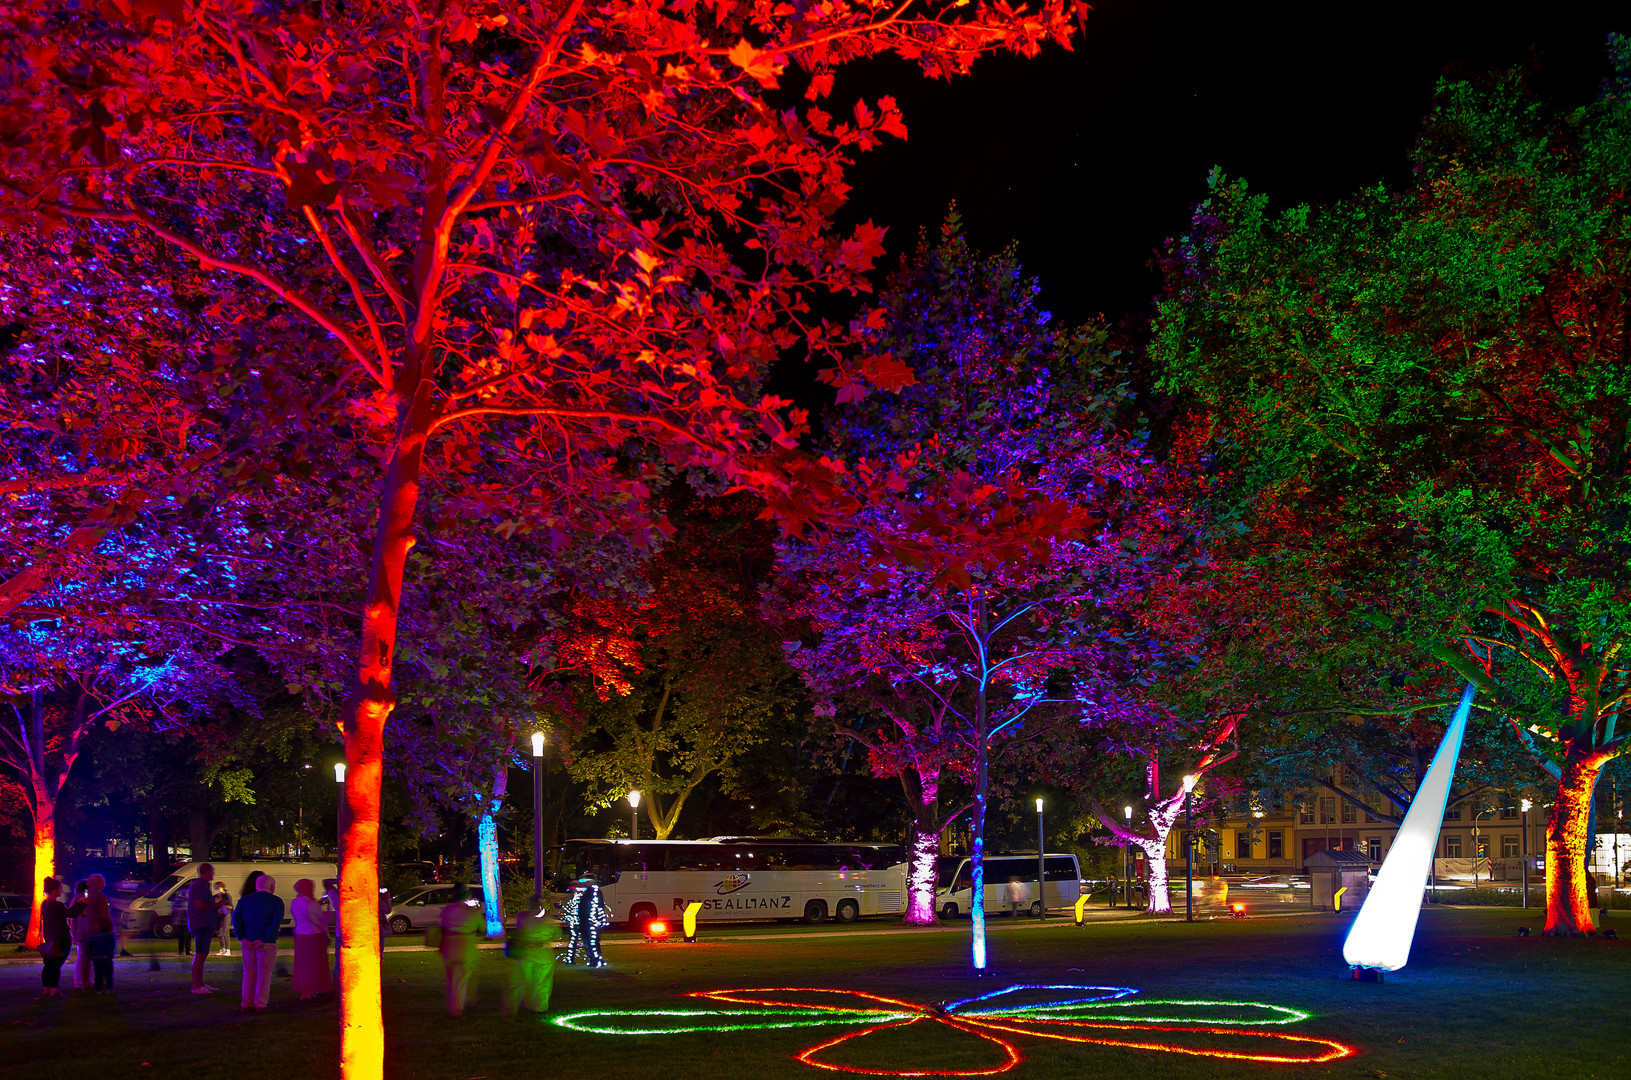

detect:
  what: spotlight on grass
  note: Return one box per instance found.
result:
[645,920,671,942]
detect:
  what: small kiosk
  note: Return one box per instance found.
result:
[1306,849,1373,912]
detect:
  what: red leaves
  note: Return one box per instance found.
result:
[727,39,785,89]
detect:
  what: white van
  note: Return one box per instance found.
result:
[122,861,337,938]
[934,853,1084,920]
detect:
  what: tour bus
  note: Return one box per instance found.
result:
[555,837,907,929]
[122,860,337,937]
[934,852,1084,920]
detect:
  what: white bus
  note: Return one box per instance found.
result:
[556,838,907,929]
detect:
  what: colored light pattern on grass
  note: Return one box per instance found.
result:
[551,984,1359,1074]
[1344,681,1477,972]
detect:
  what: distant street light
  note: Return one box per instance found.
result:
[1035,798,1046,920]
[628,790,642,842]
[335,763,348,865]
[1124,805,1134,909]
[532,732,546,902]
[1521,798,1533,909]
[1182,774,1198,922]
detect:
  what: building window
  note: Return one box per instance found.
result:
[1502,836,1519,858]
[1499,806,1518,819]
[1444,807,1461,821]
[1366,837,1382,861]
[1365,810,1381,822]
[1268,831,1284,859]
[1444,836,1462,857]
[1319,797,1336,825]
[1299,808,1315,824]
[1340,801,1357,824]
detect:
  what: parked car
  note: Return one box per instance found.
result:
[386,884,485,935]
[0,891,27,944]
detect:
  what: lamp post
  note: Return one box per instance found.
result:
[1124,805,1133,909]
[531,732,546,902]
[1182,774,1198,922]
[334,762,348,865]
[1521,798,1532,909]
[1035,798,1046,919]
[628,790,641,842]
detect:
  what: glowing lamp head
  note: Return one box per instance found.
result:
[647,920,670,939]
[628,789,641,809]
[333,762,346,784]
[1521,798,1532,813]
[1253,810,1265,818]
[1124,805,1132,821]
[1035,797,1044,813]
[531,731,545,758]
[1182,774,1198,793]
[1232,902,1246,913]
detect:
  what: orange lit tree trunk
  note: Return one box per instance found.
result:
[24,789,56,949]
[3,688,92,949]
[1542,751,1611,936]
[336,384,436,1079]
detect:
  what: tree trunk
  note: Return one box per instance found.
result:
[1543,750,1610,936]
[24,789,55,949]
[901,768,941,925]
[337,385,436,1080]
[1137,832,1174,915]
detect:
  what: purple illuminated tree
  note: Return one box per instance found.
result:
[780,221,1146,960]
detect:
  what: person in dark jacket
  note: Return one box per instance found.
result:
[83,875,115,991]
[232,875,284,1011]
[38,877,77,997]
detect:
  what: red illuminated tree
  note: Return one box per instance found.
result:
[2,3,1080,1064]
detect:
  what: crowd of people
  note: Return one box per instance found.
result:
[36,868,564,1018]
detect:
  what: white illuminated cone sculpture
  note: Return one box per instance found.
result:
[1343,681,1477,972]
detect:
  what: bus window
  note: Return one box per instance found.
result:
[953,863,973,892]
[1044,857,1079,881]
[669,848,730,872]
[563,845,616,884]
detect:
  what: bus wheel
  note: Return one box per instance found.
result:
[835,899,859,924]
[940,903,959,921]
[802,900,827,924]
[628,903,658,932]
[153,917,177,939]
[1029,900,1045,917]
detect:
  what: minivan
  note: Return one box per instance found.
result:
[122,861,337,937]
[934,853,1083,919]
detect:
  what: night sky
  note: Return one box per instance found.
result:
[832,1,1628,329]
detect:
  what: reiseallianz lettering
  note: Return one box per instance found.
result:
[691,895,793,912]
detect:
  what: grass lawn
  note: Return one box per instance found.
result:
[4,907,1626,1080]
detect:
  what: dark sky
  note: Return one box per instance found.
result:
[831,0,1628,328]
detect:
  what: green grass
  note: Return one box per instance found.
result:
[4,908,1627,1080]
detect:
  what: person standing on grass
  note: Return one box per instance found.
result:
[290,878,332,1000]
[233,875,284,1012]
[437,884,484,1017]
[323,878,341,986]
[38,877,74,997]
[501,903,559,1016]
[84,874,116,991]
[70,880,91,990]
[213,881,234,955]
[186,864,227,994]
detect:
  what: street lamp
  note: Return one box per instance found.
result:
[531,732,546,902]
[1035,798,1046,919]
[1182,774,1198,922]
[334,762,348,866]
[1124,805,1133,909]
[628,790,641,842]
[1521,798,1533,909]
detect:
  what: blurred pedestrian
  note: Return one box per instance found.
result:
[501,902,558,1016]
[84,874,116,991]
[323,878,342,985]
[233,874,284,1011]
[70,880,91,990]
[436,884,483,1017]
[38,877,73,997]
[186,863,228,994]
[378,883,393,953]
[1005,876,1029,918]
[290,878,332,1000]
